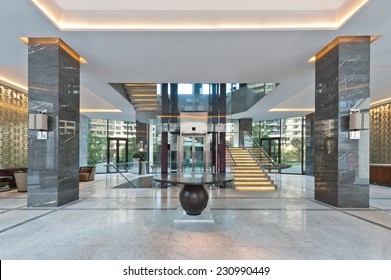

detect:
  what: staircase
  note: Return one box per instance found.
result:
[227,147,276,191]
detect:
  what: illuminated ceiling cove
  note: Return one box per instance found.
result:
[32,0,369,31]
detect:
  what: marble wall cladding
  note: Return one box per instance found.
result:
[79,115,88,166]
[370,103,391,164]
[135,120,148,157]
[27,38,80,207]
[239,118,252,147]
[315,37,370,208]
[239,118,252,133]
[219,84,226,173]
[0,84,28,169]
[305,113,314,175]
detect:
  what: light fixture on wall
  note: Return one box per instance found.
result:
[137,141,144,152]
[28,110,48,139]
[348,109,369,139]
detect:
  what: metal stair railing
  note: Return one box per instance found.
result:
[225,146,237,175]
[106,163,137,188]
[242,132,276,167]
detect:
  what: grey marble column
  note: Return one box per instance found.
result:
[28,38,80,207]
[315,36,370,208]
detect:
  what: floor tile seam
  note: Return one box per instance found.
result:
[210,208,335,211]
[164,226,177,260]
[57,208,179,211]
[0,199,89,234]
[78,196,310,200]
[0,209,58,234]
[0,205,28,214]
[57,198,88,209]
[309,199,391,231]
[366,206,391,212]
[1,208,54,211]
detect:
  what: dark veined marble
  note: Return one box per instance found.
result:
[305,113,315,175]
[314,37,370,208]
[27,38,80,207]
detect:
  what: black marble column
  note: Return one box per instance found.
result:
[218,84,226,173]
[136,120,148,158]
[315,36,370,208]
[161,84,169,173]
[209,84,218,171]
[239,118,252,146]
[28,38,80,207]
[305,113,314,175]
[170,84,178,172]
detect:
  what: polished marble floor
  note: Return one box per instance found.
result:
[0,174,390,260]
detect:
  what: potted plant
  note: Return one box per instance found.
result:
[131,151,144,161]
[131,151,145,175]
[14,170,27,192]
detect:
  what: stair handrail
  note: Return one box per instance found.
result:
[225,146,237,166]
[106,163,137,188]
[244,132,276,166]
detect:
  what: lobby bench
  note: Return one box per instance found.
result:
[79,166,96,181]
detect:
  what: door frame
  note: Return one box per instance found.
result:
[179,134,208,173]
[260,137,281,164]
[107,138,129,172]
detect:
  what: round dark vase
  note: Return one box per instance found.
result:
[179,184,209,215]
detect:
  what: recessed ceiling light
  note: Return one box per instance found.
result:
[370,97,391,107]
[0,76,28,92]
[19,37,87,64]
[308,35,381,63]
[269,108,315,112]
[31,0,369,31]
[80,109,122,113]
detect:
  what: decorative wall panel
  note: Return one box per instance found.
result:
[0,83,28,169]
[370,103,391,164]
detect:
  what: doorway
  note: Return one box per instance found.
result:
[107,138,128,172]
[181,135,205,173]
[260,137,281,164]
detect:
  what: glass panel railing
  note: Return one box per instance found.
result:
[226,131,281,169]
[105,161,158,188]
[105,163,137,189]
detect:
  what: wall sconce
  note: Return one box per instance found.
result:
[348,109,369,139]
[137,141,144,152]
[29,110,48,139]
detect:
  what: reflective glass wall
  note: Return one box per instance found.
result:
[253,117,305,174]
[87,118,136,173]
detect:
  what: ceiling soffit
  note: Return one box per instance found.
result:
[32,0,369,31]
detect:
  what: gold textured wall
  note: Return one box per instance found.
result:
[370,102,391,164]
[0,83,28,169]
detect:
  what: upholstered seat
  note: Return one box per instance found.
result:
[79,166,96,181]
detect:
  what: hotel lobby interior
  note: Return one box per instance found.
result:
[1,0,391,260]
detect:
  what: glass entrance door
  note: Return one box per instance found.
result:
[261,137,281,164]
[107,138,128,172]
[182,136,205,173]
